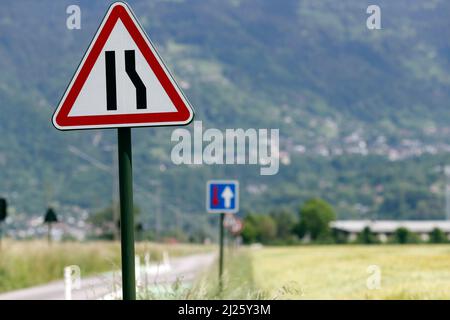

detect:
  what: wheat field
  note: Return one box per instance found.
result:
[247,245,450,299]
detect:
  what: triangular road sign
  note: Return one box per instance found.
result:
[53,2,194,130]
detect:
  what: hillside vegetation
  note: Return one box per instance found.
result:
[0,1,449,235]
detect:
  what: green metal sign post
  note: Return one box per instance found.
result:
[118,127,136,300]
[219,212,225,292]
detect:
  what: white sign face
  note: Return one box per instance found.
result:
[53,2,194,130]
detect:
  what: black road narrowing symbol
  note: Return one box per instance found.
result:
[105,51,117,111]
[105,50,147,111]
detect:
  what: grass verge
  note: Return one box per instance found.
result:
[0,240,210,293]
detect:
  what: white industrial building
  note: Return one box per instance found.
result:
[330,220,450,242]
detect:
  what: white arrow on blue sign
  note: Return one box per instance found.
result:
[206,180,239,214]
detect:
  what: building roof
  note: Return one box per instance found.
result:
[330,220,450,233]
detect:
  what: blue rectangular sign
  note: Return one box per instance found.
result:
[206,180,239,213]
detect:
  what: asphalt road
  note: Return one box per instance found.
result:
[0,252,216,300]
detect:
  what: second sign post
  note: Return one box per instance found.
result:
[207,180,240,290]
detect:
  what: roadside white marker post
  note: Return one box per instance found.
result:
[64,265,81,300]
[135,255,142,287]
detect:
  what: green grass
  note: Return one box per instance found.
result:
[0,240,211,293]
[158,247,265,300]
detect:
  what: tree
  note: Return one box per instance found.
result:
[88,205,141,240]
[44,207,58,244]
[241,215,258,244]
[356,227,379,244]
[256,215,277,243]
[241,213,277,244]
[429,228,447,244]
[270,209,297,242]
[392,227,420,244]
[296,198,336,241]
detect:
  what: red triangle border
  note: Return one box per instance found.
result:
[53,2,194,130]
